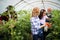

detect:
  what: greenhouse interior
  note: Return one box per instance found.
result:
[0,0,60,40]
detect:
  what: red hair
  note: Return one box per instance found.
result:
[32,7,40,13]
[32,7,40,16]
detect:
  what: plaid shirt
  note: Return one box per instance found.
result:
[30,16,41,35]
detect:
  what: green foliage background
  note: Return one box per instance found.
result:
[46,10,60,40]
[0,9,60,40]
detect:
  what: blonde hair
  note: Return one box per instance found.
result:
[32,7,40,17]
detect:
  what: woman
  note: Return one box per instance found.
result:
[30,7,45,40]
[38,9,49,40]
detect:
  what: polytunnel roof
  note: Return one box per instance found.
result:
[0,0,60,13]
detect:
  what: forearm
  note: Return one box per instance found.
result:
[40,25,45,28]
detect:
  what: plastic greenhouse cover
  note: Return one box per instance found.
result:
[0,0,60,13]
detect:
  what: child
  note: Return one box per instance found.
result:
[30,7,45,40]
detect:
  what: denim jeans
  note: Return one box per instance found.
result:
[33,34,44,40]
[33,28,44,40]
[33,35,38,40]
[38,28,44,40]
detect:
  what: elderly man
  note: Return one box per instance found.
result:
[46,7,52,19]
[44,7,52,39]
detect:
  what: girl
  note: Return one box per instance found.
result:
[30,7,45,40]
